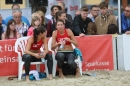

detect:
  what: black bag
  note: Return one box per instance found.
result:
[56,63,76,76]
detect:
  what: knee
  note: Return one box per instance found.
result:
[67,54,76,68]
[68,60,74,67]
[68,61,77,69]
[46,53,53,61]
[55,53,65,61]
[22,54,31,62]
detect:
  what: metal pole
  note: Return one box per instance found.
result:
[80,0,81,8]
[118,0,121,34]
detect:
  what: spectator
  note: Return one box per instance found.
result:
[47,10,72,37]
[108,5,118,20]
[56,10,72,29]
[36,11,46,27]
[0,14,6,32]
[73,6,92,36]
[57,2,73,24]
[87,22,97,35]
[47,5,62,37]
[2,20,6,25]
[88,5,99,22]
[37,6,50,24]
[0,26,3,40]
[1,19,20,40]
[45,11,53,23]
[27,16,40,36]
[108,5,114,15]
[23,26,53,82]
[95,1,117,35]
[107,24,118,34]
[121,5,130,34]
[0,15,5,40]
[51,19,80,78]
[13,9,29,37]
[38,6,47,15]
[5,4,30,26]
[75,10,81,16]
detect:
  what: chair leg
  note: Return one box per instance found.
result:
[45,61,49,78]
[79,64,82,76]
[75,61,82,76]
[36,64,40,72]
[75,56,82,76]
[52,60,57,77]
[18,63,23,80]
[52,53,57,77]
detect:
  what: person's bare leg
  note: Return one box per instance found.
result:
[75,68,80,77]
[59,68,65,78]
[26,76,31,82]
[49,74,53,80]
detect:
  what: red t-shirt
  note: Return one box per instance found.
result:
[30,38,43,50]
[56,29,71,45]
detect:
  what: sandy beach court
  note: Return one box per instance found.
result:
[0,70,130,86]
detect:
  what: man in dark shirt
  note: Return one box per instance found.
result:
[73,6,92,36]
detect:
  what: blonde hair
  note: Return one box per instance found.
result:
[31,16,40,27]
[31,12,37,19]
[36,10,45,25]
[57,2,65,7]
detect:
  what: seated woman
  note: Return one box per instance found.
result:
[22,26,53,82]
[1,19,20,40]
[51,19,80,78]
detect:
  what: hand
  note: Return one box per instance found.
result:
[34,53,40,58]
[64,37,71,42]
[125,31,130,34]
[39,52,46,58]
[79,33,85,37]
[58,41,64,45]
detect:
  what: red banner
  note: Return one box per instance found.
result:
[0,35,113,76]
[0,40,18,76]
[76,35,113,71]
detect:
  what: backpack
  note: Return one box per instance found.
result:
[56,63,76,76]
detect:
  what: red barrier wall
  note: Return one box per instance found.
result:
[0,35,113,76]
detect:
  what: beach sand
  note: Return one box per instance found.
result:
[0,70,130,86]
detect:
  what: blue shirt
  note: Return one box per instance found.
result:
[126,18,130,27]
[5,16,30,26]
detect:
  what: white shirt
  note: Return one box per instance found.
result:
[87,13,95,22]
[45,14,52,20]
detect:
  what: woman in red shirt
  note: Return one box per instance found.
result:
[22,26,53,82]
[51,19,80,78]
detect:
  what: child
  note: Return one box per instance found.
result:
[107,24,118,34]
[87,22,97,35]
[1,19,20,40]
[27,16,40,36]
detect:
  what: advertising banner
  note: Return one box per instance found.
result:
[0,35,114,76]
